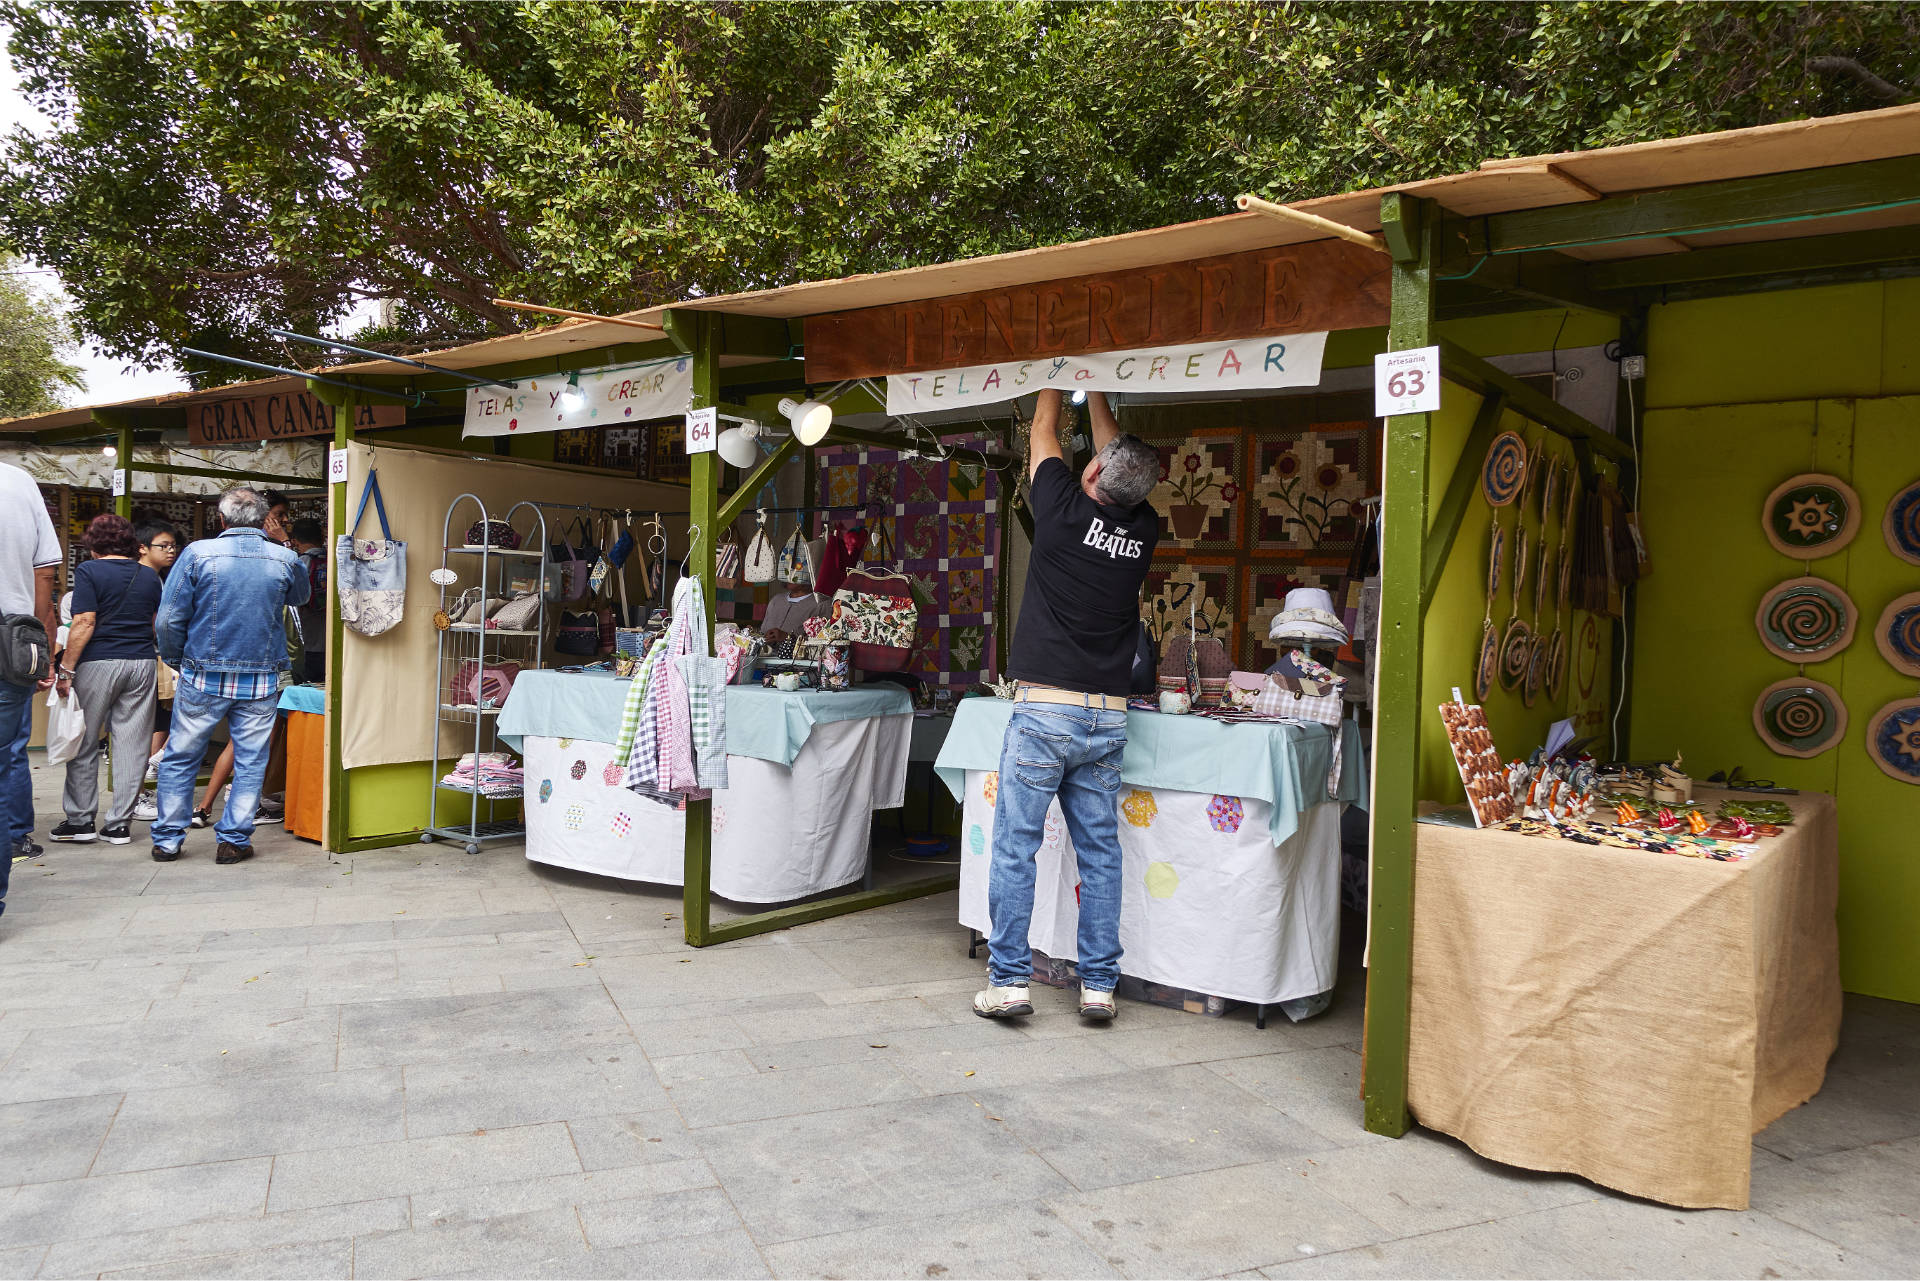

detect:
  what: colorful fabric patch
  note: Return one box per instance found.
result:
[557,737,573,750]
[968,824,986,856]
[603,762,623,786]
[538,779,552,804]
[1122,789,1158,828]
[713,803,729,832]
[1206,795,1244,833]
[570,760,587,780]
[564,804,585,831]
[1043,810,1066,851]
[1144,861,1180,899]
[981,771,998,807]
[611,812,631,837]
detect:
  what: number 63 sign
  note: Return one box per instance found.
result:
[1374,345,1441,416]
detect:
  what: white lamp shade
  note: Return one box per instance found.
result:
[779,397,833,446]
[716,425,760,468]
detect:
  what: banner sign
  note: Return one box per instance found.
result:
[885,332,1328,415]
[188,392,403,447]
[462,359,693,437]
[807,238,1386,382]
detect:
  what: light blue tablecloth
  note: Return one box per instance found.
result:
[497,670,913,766]
[278,684,326,716]
[933,697,1367,846]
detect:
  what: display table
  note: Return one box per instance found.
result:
[278,684,326,843]
[497,673,912,903]
[935,699,1366,1010]
[1408,786,1842,1210]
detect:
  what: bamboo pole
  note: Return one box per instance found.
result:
[1235,194,1392,255]
[492,299,667,332]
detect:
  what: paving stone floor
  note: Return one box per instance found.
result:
[1,767,1916,1279]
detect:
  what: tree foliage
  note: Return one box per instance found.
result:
[0,257,85,417]
[2,1,1914,368]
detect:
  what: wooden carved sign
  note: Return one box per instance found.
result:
[805,238,1390,382]
[188,391,405,447]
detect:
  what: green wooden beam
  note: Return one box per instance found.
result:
[1420,391,1506,615]
[1436,338,1633,464]
[309,387,356,853]
[679,311,721,946]
[698,874,960,945]
[822,424,908,452]
[715,313,794,360]
[717,434,800,530]
[1472,154,1920,256]
[1589,223,1920,292]
[1364,191,1440,1140]
[1446,250,1627,318]
[95,409,135,518]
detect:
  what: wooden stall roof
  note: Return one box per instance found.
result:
[6,101,1917,436]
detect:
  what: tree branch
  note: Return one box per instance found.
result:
[1807,55,1910,102]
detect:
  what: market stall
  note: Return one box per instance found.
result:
[937,698,1366,1018]
[498,670,911,902]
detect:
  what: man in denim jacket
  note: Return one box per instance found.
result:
[150,487,310,864]
[975,390,1161,1022]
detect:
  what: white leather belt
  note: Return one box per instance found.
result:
[1015,684,1128,711]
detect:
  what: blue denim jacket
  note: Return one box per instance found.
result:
[156,528,312,674]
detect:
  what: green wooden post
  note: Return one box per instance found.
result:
[96,411,135,518]
[681,313,721,945]
[319,394,355,851]
[1363,193,1441,1138]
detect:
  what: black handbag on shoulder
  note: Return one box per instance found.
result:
[0,614,51,685]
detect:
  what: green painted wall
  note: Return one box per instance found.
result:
[346,760,519,843]
[1633,280,1920,1003]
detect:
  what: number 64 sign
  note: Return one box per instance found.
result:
[1374,345,1441,416]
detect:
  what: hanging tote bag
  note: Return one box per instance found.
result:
[550,518,592,602]
[335,469,407,637]
[831,565,920,673]
[714,528,744,591]
[743,513,778,584]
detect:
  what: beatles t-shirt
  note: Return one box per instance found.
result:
[1007,457,1159,696]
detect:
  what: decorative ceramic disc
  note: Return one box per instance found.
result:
[1865,697,1920,784]
[1498,617,1533,692]
[1575,614,1599,699]
[1545,627,1567,701]
[1511,525,1529,611]
[1875,590,1920,678]
[1475,622,1498,702]
[1885,479,1920,567]
[1487,523,1505,603]
[1523,634,1545,707]
[1540,460,1560,530]
[1754,577,1856,662]
[1763,472,1860,559]
[1533,541,1550,621]
[1557,545,1572,615]
[1483,431,1528,507]
[1752,677,1847,758]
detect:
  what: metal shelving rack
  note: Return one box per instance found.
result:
[424,496,548,855]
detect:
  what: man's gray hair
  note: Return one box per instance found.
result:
[1093,434,1161,508]
[218,486,271,529]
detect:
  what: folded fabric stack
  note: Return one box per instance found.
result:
[440,751,524,795]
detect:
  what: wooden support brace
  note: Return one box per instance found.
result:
[1437,339,1633,464]
[717,434,801,530]
[1420,391,1507,615]
[1236,194,1391,255]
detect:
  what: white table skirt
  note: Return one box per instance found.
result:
[521,713,910,903]
[958,769,1344,1006]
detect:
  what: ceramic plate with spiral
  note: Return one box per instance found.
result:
[1885,479,1920,567]
[1523,634,1545,708]
[1475,623,1498,702]
[1754,577,1856,662]
[1544,626,1566,701]
[1482,430,1528,507]
[1762,472,1860,559]
[1865,697,1920,785]
[1487,523,1505,603]
[1498,617,1533,693]
[1752,677,1847,759]
[1875,590,1920,678]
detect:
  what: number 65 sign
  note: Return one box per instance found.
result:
[1374,345,1441,416]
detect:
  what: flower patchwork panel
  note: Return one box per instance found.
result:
[1149,432,1243,553]
[816,438,999,689]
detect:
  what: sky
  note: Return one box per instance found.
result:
[3,44,187,406]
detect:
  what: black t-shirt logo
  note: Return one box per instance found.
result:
[1082,517,1145,561]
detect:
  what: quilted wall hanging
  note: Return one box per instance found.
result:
[815,437,1002,690]
[1124,391,1381,671]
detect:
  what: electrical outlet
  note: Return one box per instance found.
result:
[1620,355,1647,381]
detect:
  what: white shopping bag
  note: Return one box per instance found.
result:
[44,685,86,766]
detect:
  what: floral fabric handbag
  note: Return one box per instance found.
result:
[452,656,520,708]
[335,470,407,637]
[743,514,778,585]
[464,519,520,549]
[831,565,919,673]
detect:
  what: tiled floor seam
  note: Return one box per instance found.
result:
[79,1094,128,1179]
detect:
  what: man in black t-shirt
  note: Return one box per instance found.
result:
[976,388,1161,1023]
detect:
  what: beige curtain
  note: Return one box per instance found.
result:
[337,441,691,770]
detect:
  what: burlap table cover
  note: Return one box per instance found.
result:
[1408,787,1841,1209]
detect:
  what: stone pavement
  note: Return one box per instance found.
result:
[2,770,1917,1279]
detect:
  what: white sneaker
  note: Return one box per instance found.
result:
[134,793,158,822]
[144,761,159,784]
[1078,985,1117,1021]
[972,984,1034,1019]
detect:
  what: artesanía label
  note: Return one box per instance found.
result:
[884,332,1327,415]
[462,359,693,437]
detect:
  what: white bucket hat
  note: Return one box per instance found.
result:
[1268,586,1349,646]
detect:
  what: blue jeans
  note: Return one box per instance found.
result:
[152,680,279,852]
[0,677,33,913]
[988,702,1129,992]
